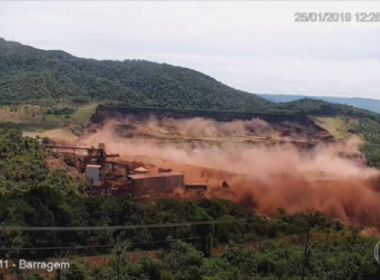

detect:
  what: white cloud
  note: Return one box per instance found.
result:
[0,1,379,98]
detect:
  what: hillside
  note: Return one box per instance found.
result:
[2,38,380,168]
[0,38,270,111]
[1,38,379,119]
[260,94,380,114]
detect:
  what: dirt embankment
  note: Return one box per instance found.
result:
[91,105,331,141]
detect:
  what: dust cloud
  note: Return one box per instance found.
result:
[78,117,380,228]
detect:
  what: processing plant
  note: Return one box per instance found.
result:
[41,142,207,198]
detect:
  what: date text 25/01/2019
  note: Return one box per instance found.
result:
[294,12,380,23]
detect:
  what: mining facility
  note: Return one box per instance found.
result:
[42,142,207,198]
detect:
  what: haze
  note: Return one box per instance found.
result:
[0,1,379,98]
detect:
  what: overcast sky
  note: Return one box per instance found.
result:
[0,1,380,98]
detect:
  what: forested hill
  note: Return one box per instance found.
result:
[2,38,379,118]
[260,94,380,114]
[3,38,380,123]
[0,38,271,111]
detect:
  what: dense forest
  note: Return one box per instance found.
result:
[261,94,380,114]
[0,129,379,279]
[2,38,379,118]
[0,38,271,111]
[3,38,380,122]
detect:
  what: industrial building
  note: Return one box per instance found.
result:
[127,172,184,196]
[42,142,206,198]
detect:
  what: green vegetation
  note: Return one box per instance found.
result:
[63,233,378,280]
[0,103,97,138]
[313,116,353,140]
[0,129,379,279]
[312,115,380,167]
[2,38,378,119]
[348,118,380,167]
[0,38,270,111]
[70,103,98,127]
[3,38,380,121]
[0,129,85,194]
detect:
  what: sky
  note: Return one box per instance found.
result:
[0,1,379,98]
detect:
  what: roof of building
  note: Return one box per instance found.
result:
[86,164,102,169]
[134,166,148,173]
[128,172,184,180]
